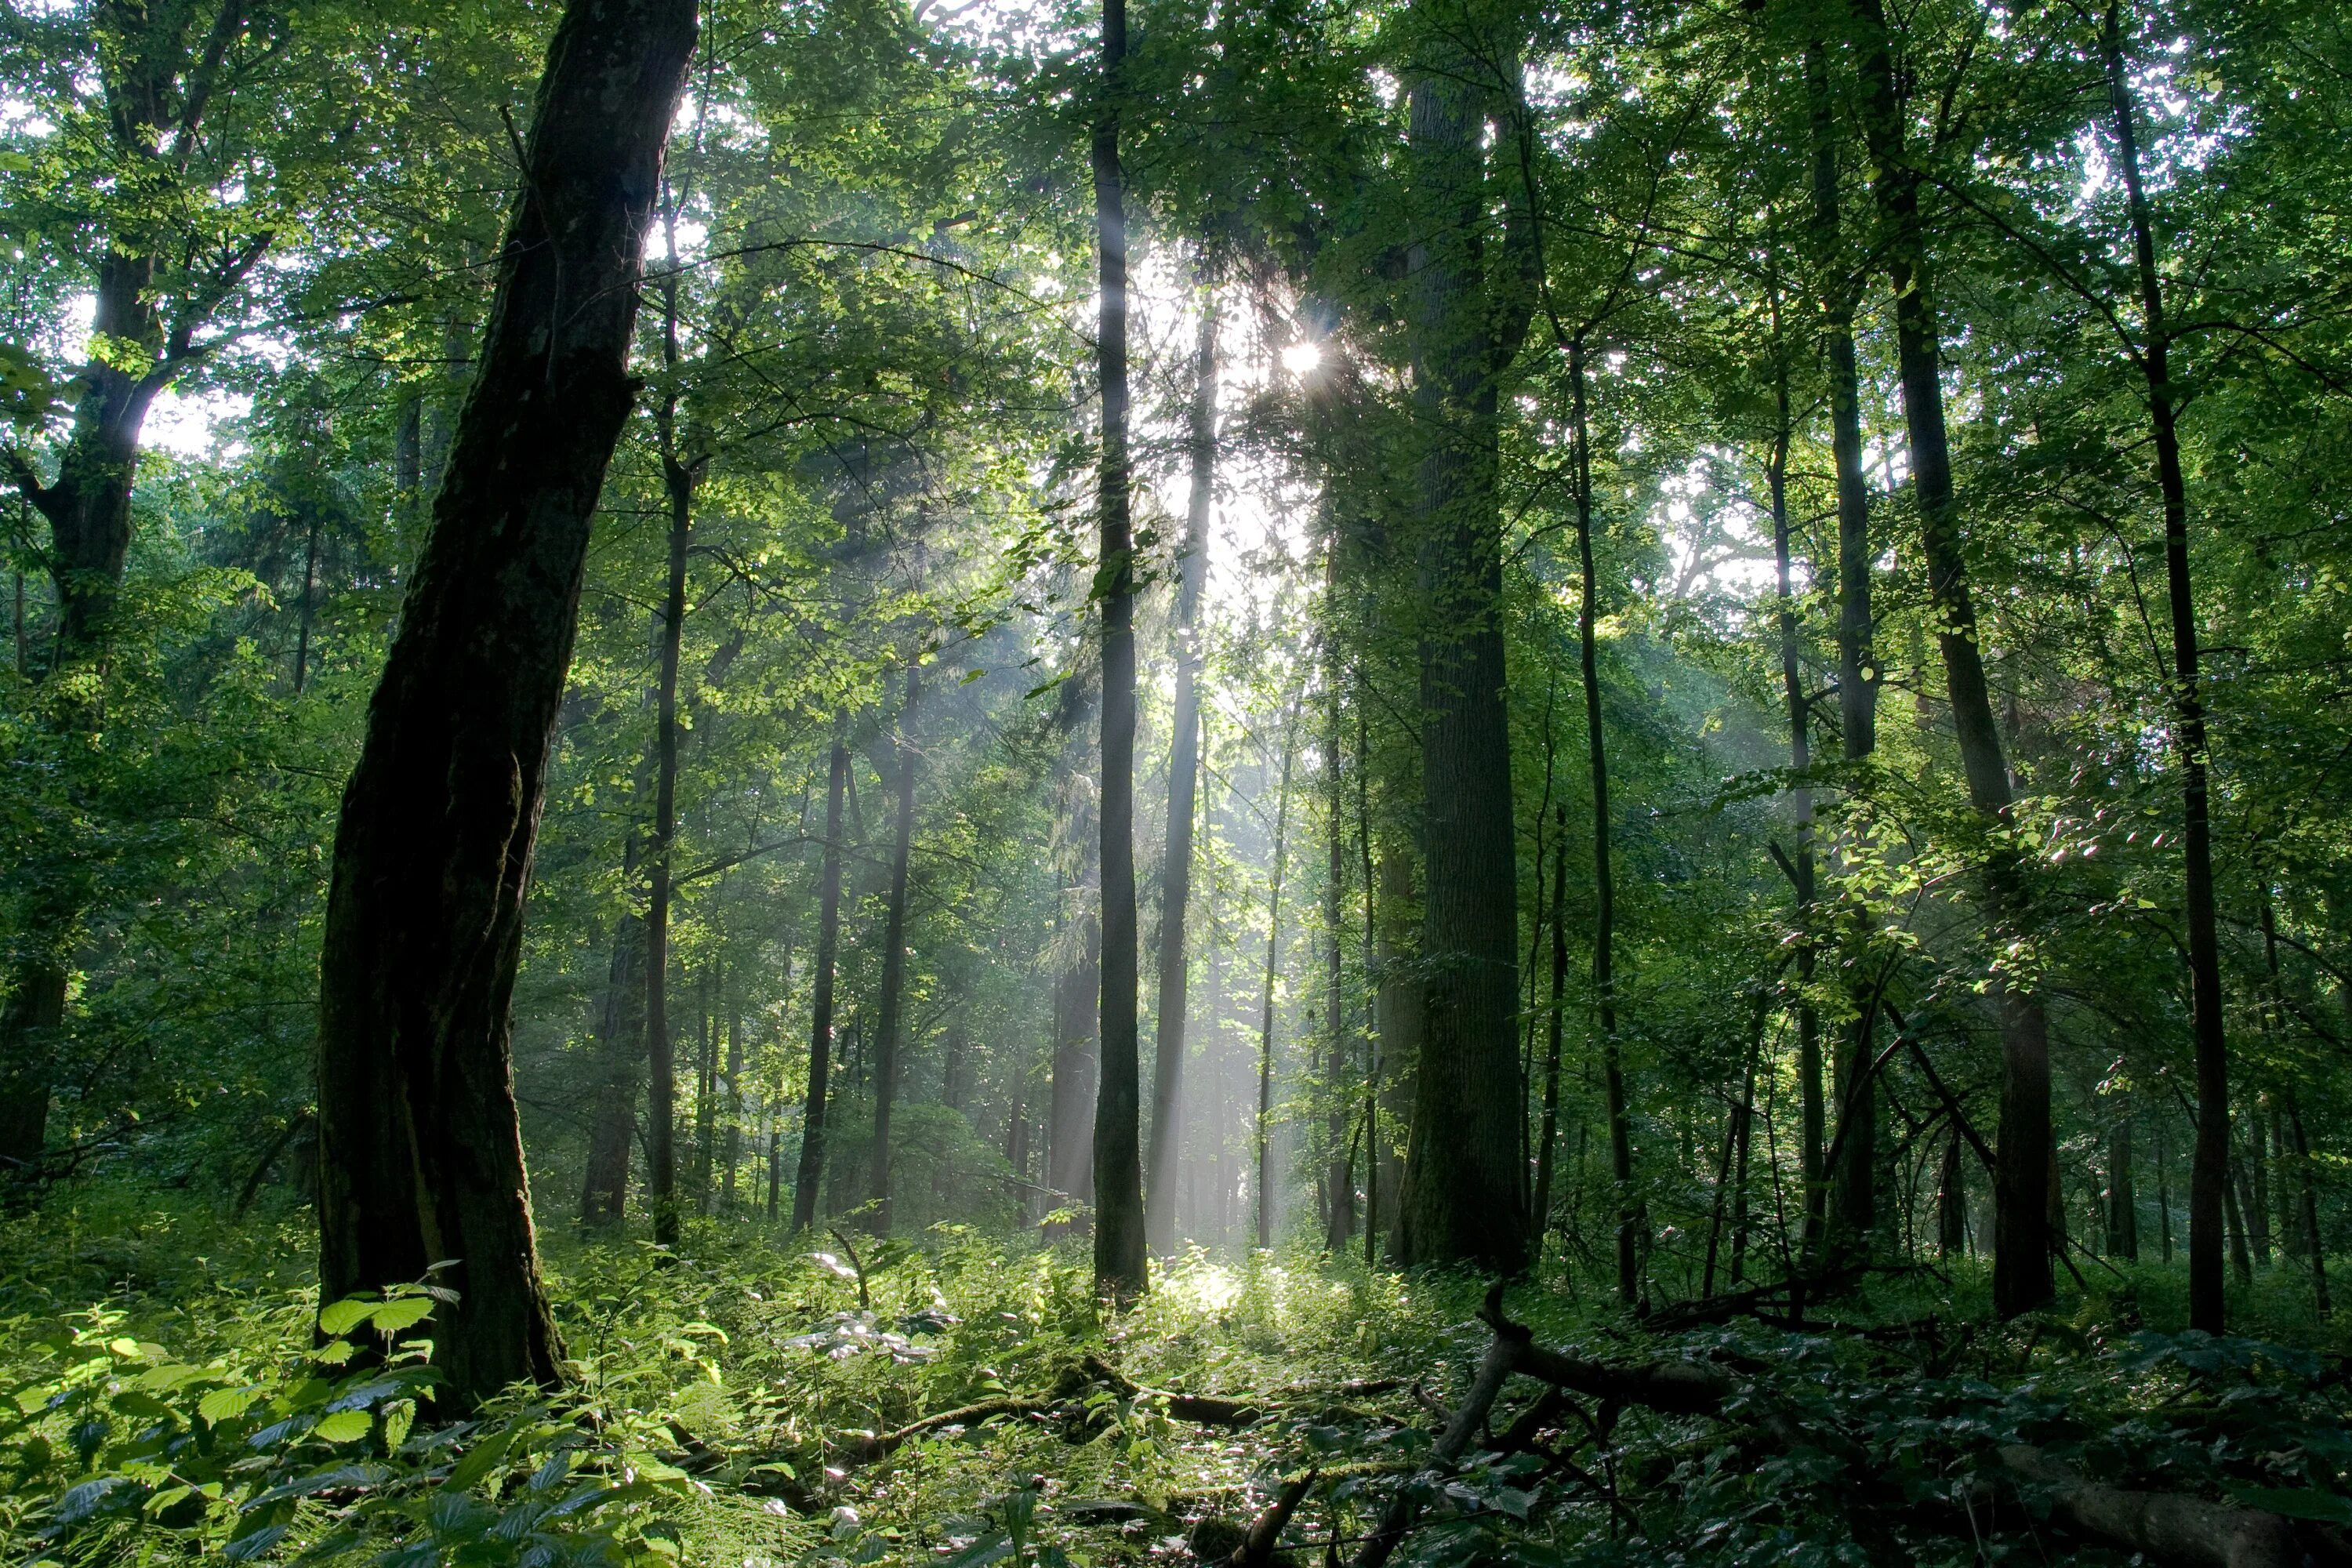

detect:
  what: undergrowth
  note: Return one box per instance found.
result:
[4,1186,2348,1566]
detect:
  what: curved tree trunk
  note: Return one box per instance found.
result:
[1145,291,1217,1254]
[793,739,851,1233]
[314,0,696,1407]
[868,664,921,1230]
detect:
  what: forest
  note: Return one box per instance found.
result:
[1,0,2349,1559]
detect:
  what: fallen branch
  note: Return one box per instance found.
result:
[833,1395,1054,1465]
[1348,1284,1523,1568]
[1082,1352,1265,1426]
[1232,1466,1318,1566]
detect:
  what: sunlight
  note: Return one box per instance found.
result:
[1279,340,1322,375]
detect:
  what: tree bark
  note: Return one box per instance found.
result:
[1256,716,1299,1251]
[580,835,648,1226]
[1090,0,1145,1301]
[2107,1109,2139,1261]
[1145,292,1217,1254]
[313,0,695,1406]
[793,739,851,1234]
[1396,44,1530,1275]
[1529,807,1570,1251]
[1570,339,1635,1308]
[1323,559,1354,1254]
[1849,0,2051,1317]
[868,664,921,1230]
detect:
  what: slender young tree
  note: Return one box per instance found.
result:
[1091,0,1146,1300]
[1570,338,1636,1309]
[1145,291,1217,1254]
[580,832,648,1225]
[313,0,696,1406]
[1528,804,1570,1250]
[868,662,922,1230]
[642,194,702,1250]
[793,739,851,1233]
[1256,713,1300,1251]
[2099,0,2230,1334]
[1847,0,2053,1316]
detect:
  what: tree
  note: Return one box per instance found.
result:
[313,0,696,1404]
[1091,0,1146,1301]
[868,662,922,1230]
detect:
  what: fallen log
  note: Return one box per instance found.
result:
[1231,1466,1318,1567]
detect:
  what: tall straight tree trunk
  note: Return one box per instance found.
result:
[1358,695,1381,1266]
[2101,2,2229,1330]
[1802,53,1886,1249]
[2287,1105,2330,1316]
[2107,1109,2138,1260]
[313,0,695,1406]
[1570,339,1636,1309]
[1938,1132,1967,1256]
[292,510,321,694]
[1256,717,1300,1251]
[1323,559,1354,1254]
[721,985,743,1209]
[793,740,851,1233]
[1767,354,1830,1261]
[868,663,921,1231]
[1049,783,1102,1211]
[1145,292,1217,1254]
[1090,0,1145,1301]
[580,832,648,1225]
[1396,51,1530,1276]
[643,242,699,1249]
[1849,0,2051,1318]
[1529,805,1570,1250]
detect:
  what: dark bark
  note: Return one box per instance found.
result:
[1323,556,1353,1254]
[1256,716,1299,1251]
[1569,340,1635,1308]
[793,741,851,1234]
[580,835,648,1226]
[644,259,699,1248]
[292,508,320,694]
[2102,5,2229,1329]
[1529,806,1570,1250]
[868,664,921,1230]
[1849,0,2050,1317]
[1396,42,1530,1275]
[1090,0,1145,1301]
[1939,1130,1969,1257]
[313,0,695,1406]
[2108,1110,2139,1261]
[1049,806,1102,1210]
[1358,695,1381,1267]
[2286,1105,2331,1316]
[1373,843,1421,1261]
[1145,293,1217,1254]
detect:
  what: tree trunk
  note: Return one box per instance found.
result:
[580,834,648,1226]
[1049,818,1102,1211]
[1529,808,1570,1252]
[1145,291,1217,1254]
[1849,0,2050,1318]
[2287,1104,2331,1317]
[1569,339,1636,1308]
[2102,2,2230,1328]
[292,508,320,694]
[1323,560,1354,1255]
[1257,717,1300,1251]
[644,264,699,1247]
[721,985,743,1210]
[1358,695,1382,1267]
[313,0,695,1406]
[1396,50,1530,1277]
[1090,0,1146,1301]
[2107,1111,2139,1260]
[793,740,851,1233]
[868,664,921,1230]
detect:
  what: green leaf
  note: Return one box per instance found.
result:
[314,1410,372,1443]
[318,1299,375,1338]
[198,1386,265,1425]
[368,1298,435,1334]
[446,1428,515,1490]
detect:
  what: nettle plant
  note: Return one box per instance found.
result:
[2,1282,699,1565]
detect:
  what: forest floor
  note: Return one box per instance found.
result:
[5,1187,2350,1566]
